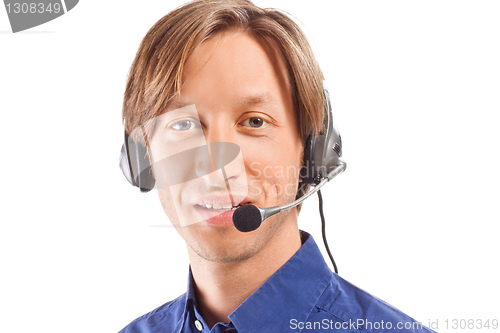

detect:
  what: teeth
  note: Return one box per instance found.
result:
[202,202,247,210]
[203,203,236,210]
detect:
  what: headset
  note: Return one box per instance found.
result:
[119,89,346,273]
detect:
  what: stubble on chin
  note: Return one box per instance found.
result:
[183,207,292,264]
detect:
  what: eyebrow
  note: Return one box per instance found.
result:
[167,100,195,111]
[167,93,276,111]
[235,93,276,109]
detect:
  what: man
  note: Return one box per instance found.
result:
[119,0,436,332]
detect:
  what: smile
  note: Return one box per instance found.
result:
[200,203,250,212]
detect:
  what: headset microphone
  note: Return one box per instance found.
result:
[233,162,346,232]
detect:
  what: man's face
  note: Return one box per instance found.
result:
[153,30,304,263]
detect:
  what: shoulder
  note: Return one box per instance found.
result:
[118,294,186,333]
[310,273,436,332]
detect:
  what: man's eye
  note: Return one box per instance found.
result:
[241,117,268,128]
[171,119,196,131]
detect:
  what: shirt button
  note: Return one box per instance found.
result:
[194,320,203,331]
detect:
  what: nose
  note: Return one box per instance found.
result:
[195,123,245,187]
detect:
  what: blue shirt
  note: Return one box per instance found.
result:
[119,232,436,332]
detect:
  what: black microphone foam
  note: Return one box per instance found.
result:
[233,205,262,232]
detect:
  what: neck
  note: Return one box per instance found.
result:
[187,211,301,328]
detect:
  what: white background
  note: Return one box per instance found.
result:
[1,1,499,332]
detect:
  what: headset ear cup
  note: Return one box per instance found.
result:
[121,130,155,192]
[297,88,343,194]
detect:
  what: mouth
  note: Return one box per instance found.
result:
[197,202,251,213]
[192,198,252,226]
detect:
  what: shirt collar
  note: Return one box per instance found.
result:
[184,231,336,332]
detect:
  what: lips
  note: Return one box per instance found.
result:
[194,195,251,225]
[194,207,236,226]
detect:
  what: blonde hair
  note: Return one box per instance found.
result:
[122,0,326,210]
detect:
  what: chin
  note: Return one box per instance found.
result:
[180,225,266,264]
[189,212,290,264]
[190,237,261,264]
